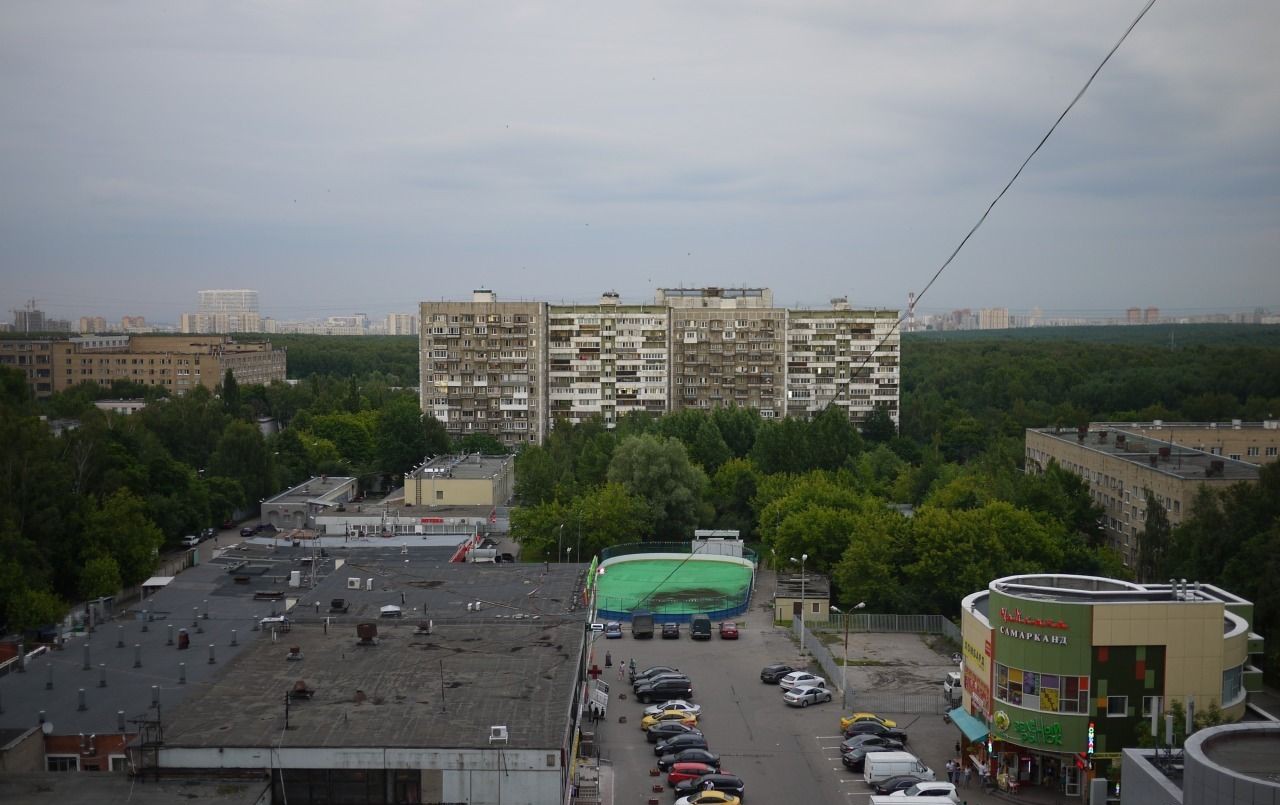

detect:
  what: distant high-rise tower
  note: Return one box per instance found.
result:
[1144,306,1160,324]
[906,291,916,333]
[198,289,259,315]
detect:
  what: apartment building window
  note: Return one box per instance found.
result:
[1247,446,1259,456]
[1229,454,1241,461]
[1106,695,1128,717]
[1267,446,1278,457]
[47,756,79,772]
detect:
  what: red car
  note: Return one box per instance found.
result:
[668,762,718,787]
[719,621,739,639]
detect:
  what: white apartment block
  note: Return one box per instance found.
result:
[419,288,900,443]
[784,300,900,427]
[179,311,263,334]
[386,313,419,336]
[420,291,545,448]
[548,293,670,427]
[198,289,259,314]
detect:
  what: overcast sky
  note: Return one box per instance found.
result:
[1,1,1277,323]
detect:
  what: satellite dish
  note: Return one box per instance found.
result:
[41,722,53,735]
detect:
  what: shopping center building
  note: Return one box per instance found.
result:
[953,574,1263,799]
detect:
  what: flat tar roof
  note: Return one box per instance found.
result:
[0,561,267,737]
[264,475,355,506]
[162,558,588,750]
[1030,427,1260,482]
[410,453,512,481]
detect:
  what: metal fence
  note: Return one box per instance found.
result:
[805,612,961,641]
[791,613,959,714]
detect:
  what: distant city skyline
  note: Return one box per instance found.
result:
[2,3,1277,323]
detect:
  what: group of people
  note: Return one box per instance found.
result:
[945,757,974,787]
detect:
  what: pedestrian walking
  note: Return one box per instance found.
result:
[964,764,973,787]
[617,663,624,680]
[946,759,956,784]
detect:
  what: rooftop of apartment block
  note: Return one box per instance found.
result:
[1029,426,1261,481]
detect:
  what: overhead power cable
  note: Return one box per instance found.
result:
[829,0,1160,411]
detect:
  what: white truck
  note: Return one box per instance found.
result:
[863,751,935,786]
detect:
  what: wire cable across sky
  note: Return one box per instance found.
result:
[830,0,1161,410]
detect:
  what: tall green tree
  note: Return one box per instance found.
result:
[81,489,165,587]
[375,396,429,475]
[208,422,275,507]
[607,435,708,540]
[689,419,732,474]
[221,369,241,414]
[1136,491,1171,582]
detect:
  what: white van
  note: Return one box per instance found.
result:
[943,671,961,703]
[863,751,934,785]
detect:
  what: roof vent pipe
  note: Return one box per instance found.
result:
[117,710,126,731]
[77,689,87,711]
[46,662,53,690]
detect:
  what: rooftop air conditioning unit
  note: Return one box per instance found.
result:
[489,726,509,744]
[347,577,361,590]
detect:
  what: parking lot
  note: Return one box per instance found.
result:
[590,578,1004,805]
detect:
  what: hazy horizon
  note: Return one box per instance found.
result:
[3,2,1277,323]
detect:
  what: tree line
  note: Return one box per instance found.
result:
[0,363,501,634]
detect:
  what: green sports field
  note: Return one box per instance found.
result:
[595,558,753,616]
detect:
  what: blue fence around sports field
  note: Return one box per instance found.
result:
[599,542,758,563]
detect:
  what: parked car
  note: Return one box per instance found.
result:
[841,734,905,754]
[841,743,899,771]
[632,665,679,684]
[654,733,709,756]
[843,720,908,743]
[657,748,720,771]
[872,774,926,795]
[689,614,712,640]
[633,672,688,692]
[718,621,739,639]
[240,526,256,537]
[667,762,718,787]
[200,527,217,540]
[889,780,959,800]
[662,622,681,639]
[220,519,237,530]
[636,678,694,704]
[674,792,740,805]
[646,722,702,744]
[759,663,795,683]
[329,598,350,614]
[640,709,699,731]
[604,621,623,639]
[841,712,898,731]
[672,773,746,799]
[642,700,702,718]
[181,535,200,548]
[778,671,826,691]
[499,552,515,563]
[783,685,834,707]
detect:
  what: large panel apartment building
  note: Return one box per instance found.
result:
[420,288,899,447]
[0,334,286,397]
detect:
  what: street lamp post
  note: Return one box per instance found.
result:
[790,554,808,655]
[566,546,574,563]
[558,524,565,564]
[833,602,866,710]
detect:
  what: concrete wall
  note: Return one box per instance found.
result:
[1183,723,1280,805]
[1120,749,1183,805]
[159,745,560,805]
[0,727,44,773]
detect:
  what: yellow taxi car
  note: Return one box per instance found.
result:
[641,709,699,731]
[839,712,898,731]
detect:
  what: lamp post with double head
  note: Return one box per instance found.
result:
[831,602,866,709]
